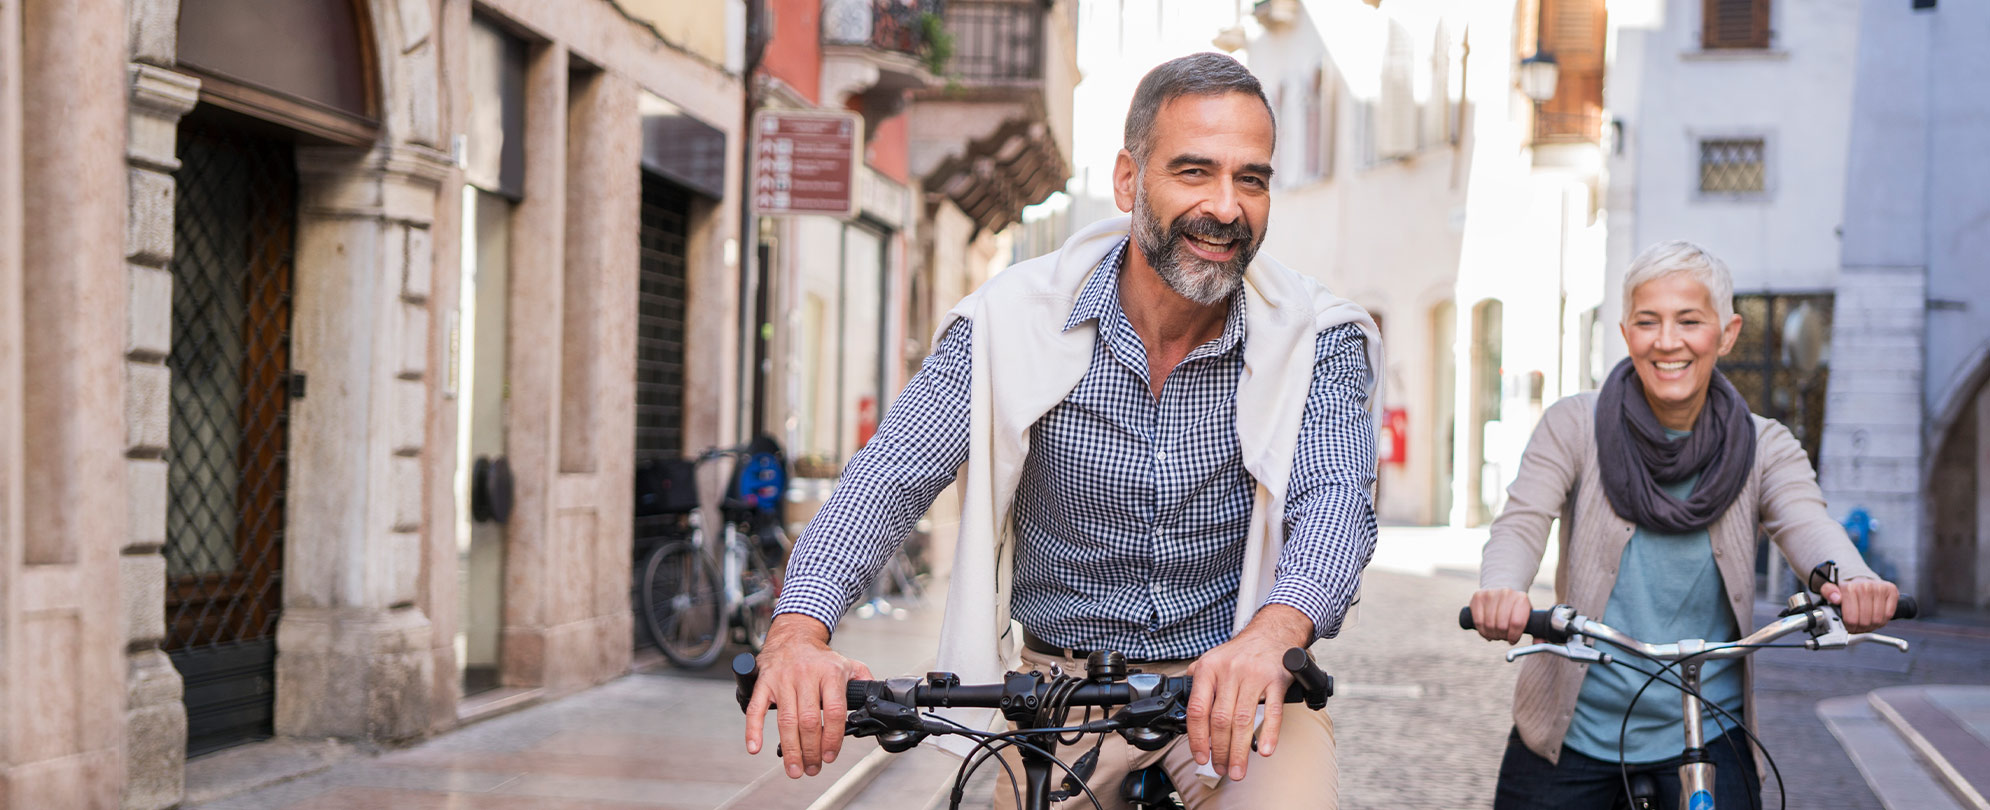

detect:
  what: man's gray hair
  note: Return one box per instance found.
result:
[1123,53,1275,163]
[1621,240,1736,324]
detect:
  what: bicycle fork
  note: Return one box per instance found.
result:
[1676,653,1716,810]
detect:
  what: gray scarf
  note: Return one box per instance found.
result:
[1594,358,1756,534]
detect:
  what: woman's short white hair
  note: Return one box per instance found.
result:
[1621,240,1735,324]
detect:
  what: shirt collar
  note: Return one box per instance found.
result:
[1063,238,1247,356]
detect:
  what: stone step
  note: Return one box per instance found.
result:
[1816,694,1965,810]
[1868,686,1990,810]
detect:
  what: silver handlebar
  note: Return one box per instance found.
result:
[1505,594,1910,665]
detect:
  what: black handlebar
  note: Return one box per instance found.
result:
[1458,606,1569,643]
[733,647,1335,716]
[1892,595,1920,621]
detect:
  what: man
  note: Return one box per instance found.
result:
[744,53,1380,809]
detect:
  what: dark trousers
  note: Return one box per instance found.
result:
[1493,726,1761,810]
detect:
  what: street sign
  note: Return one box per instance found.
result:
[750,110,862,218]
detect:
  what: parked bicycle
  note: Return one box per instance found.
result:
[732,647,1335,810]
[1459,566,1918,810]
[637,437,790,669]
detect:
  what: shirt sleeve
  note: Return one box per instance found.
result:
[774,319,975,632]
[1268,323,1379,641]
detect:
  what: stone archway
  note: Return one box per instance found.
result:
[122,0,447,806]
[1928,348,1990,610]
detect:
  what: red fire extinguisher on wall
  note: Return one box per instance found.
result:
[1378,408,1408,465]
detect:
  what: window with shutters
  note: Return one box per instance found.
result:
[1699,137,1766,195]
[1534,0,1607,143]
[1703,0,1771,50]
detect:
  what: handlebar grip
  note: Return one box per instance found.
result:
[1893,595,1919,621]
[1525,610,1567,643]
[847,682,868,705]
[1281,647,1333,710]
[1458,607,1476,631]
[732,653,758,714]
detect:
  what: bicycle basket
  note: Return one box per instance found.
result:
[634,457,700,515]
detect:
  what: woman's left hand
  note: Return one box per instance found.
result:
[1819,577,1900,633]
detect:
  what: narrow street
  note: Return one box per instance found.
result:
[189,528,1989,809]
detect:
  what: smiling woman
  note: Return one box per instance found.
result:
[1470,239,1904,810]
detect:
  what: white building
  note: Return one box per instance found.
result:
[1245,0,1607,526]
[1828,0,1990,612]
[1602,0,1860,491]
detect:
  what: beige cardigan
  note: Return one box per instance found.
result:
[1479,391,1875,764]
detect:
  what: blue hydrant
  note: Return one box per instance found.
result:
[1842,507,1874,558]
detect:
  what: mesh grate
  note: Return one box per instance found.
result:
[1720,294,1831,464]
[949,0,1043,83]
[633,175,693,650]
[163,114,296,754]
[1699,138,1766,194]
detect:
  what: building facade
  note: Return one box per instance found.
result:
[2,0,747,806]
[1829,0,1990,612]
[1244,0,1609,527]
[1602,0,1990,610]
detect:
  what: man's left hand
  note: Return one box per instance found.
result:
[1184,604,1313,782]
[1820,577,1900,634]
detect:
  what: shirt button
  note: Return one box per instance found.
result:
[1155,450,1167,461]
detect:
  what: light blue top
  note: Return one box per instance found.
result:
[1563,429,1746,764]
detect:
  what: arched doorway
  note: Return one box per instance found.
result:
[165,0,379,755]
[1931,372,1988,610]
[1466,299,1504,526]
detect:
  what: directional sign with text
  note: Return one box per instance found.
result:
[751,110,862,218]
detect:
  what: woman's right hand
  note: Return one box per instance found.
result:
[1469,588,1535,644]
[743,614,874,779]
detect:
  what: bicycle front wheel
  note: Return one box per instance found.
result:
[642,539,726,669]
[736,526,786,652]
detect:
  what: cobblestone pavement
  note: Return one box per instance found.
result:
[1313,568,1519,810]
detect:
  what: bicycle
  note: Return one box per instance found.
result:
[731,646,1337,810]
[637,440,791,669]
[1458,565,1919,810]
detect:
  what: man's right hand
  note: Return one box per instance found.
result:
[1469,588,1534,644]
[744,613,874,779]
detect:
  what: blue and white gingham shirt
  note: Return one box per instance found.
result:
[777,239,1378,659]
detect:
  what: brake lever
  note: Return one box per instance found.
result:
[1506,636,1610,665]
[1833,632,1910,653]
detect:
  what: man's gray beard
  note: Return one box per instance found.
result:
[1131,188,1258,307]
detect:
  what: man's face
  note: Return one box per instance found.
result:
[1114,92,1275,305]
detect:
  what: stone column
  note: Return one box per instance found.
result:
[120,60,199,810]
[3,0,131,806]
[499,50,639,693]
[273,144,450,742]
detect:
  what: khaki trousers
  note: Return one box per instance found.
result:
[989,646,1338,810]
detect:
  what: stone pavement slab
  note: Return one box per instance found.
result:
[1818,695,1966,810]
[187,584,944,810]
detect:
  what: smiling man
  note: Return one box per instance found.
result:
[744,53,1381,809]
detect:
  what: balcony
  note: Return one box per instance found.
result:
[821,0,945,103]
[907,0,1074,234]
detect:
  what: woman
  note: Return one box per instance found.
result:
[1468,241,1901,808]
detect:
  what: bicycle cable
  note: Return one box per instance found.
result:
[1606,643,1802,810]
[924,712,1107,810]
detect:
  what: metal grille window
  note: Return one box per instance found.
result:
[1700,138,1766,194]
[1719,294,1831,464]
[1703,0,1770,50]
[165,114,297,756]
[948,0,1044,83]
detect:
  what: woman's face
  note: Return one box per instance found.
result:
[1620,272,1743,426]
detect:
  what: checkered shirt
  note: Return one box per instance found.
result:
[777,239,1378,658]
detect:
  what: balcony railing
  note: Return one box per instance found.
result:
[947,0,1043,83]
[823,0,945,61]
[1534,110,1602,144]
